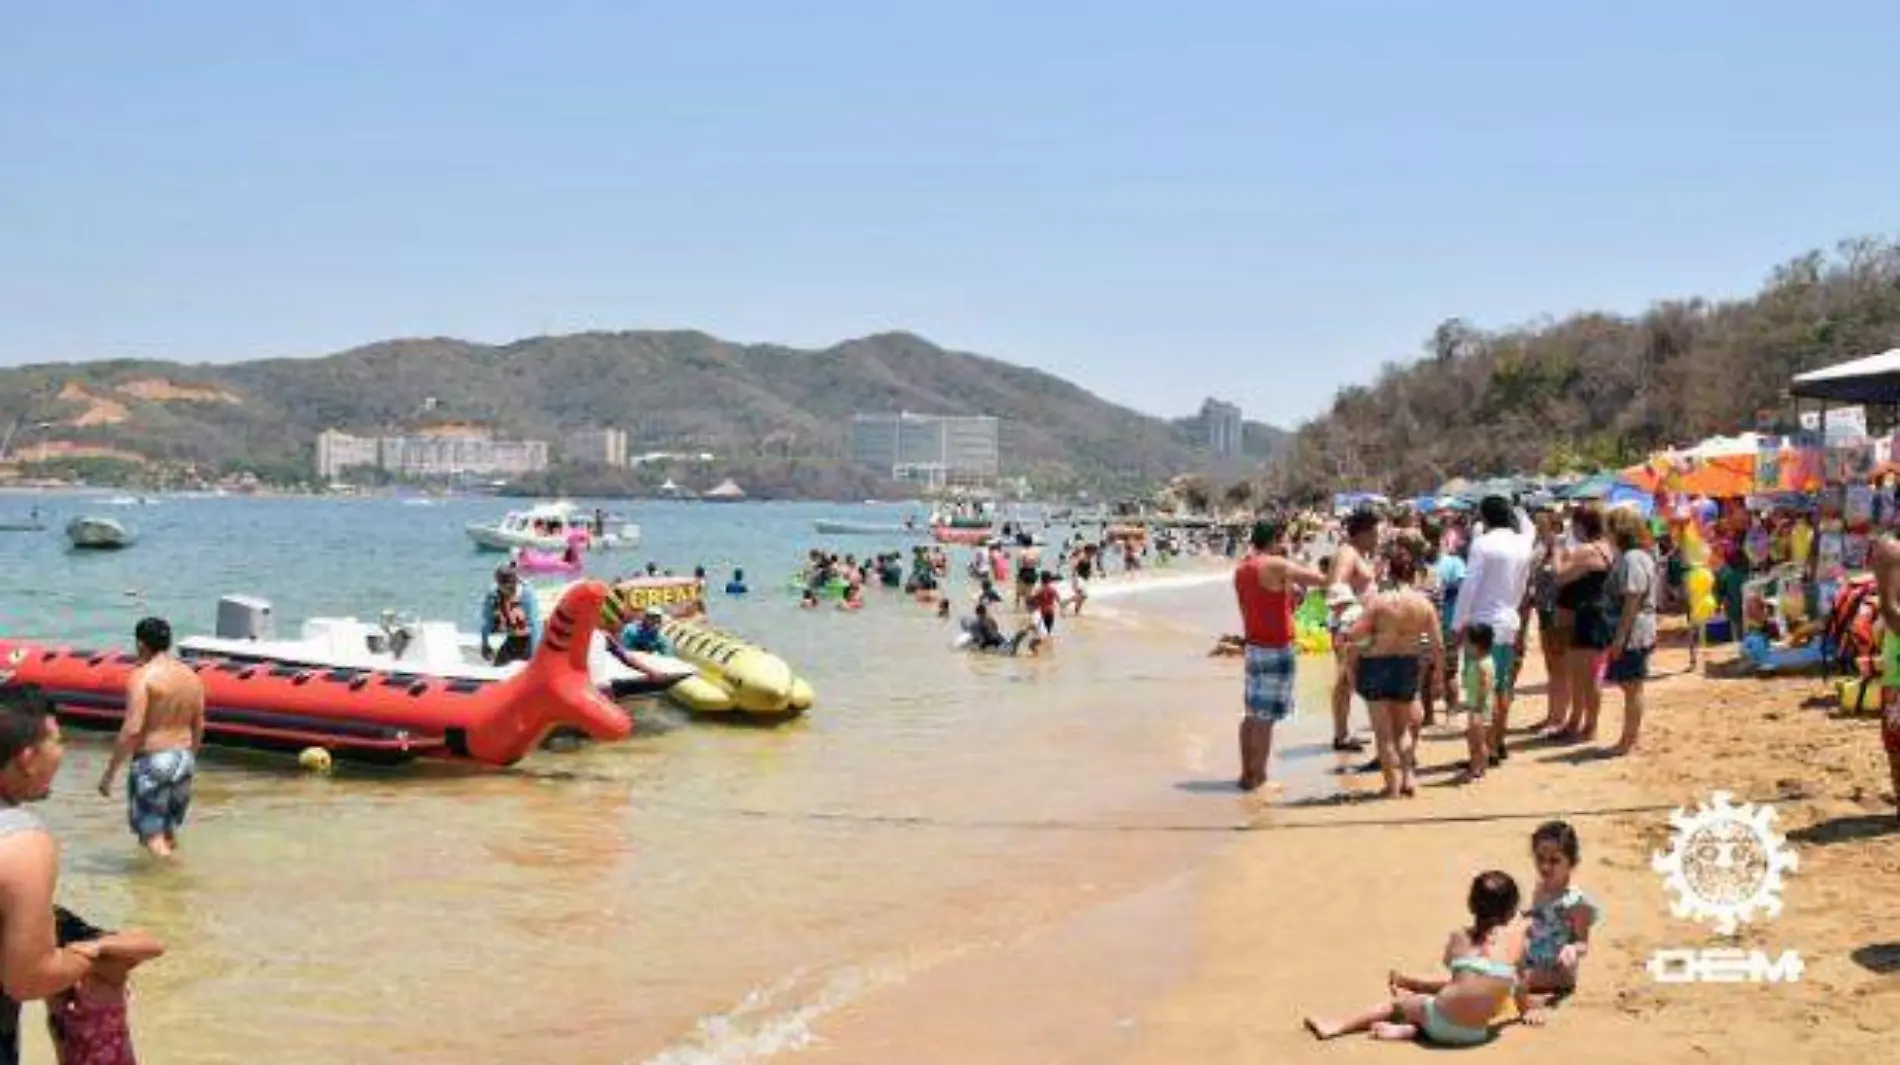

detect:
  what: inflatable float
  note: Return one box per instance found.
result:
[932,525,993,546]
[515,546,584,576]
[591,579,817,718]
[4,581,631,767]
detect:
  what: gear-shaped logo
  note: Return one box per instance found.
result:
[1652,791,1799,935]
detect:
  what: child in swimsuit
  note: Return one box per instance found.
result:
[1308,871,1536,1047]
[1523,820,1599,995]
[47,907,164,1065]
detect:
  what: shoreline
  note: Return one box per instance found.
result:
[781,621,1900,1064]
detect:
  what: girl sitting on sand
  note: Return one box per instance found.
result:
[1522,820,1599,995]
[1306,871,1536,1047]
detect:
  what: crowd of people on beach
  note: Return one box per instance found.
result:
[1223,484,1900,1049]
[1233,494,1667,801]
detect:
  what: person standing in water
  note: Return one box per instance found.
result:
[96,618,204,858]
[1233,518,1330,791]
[479,564,540,667]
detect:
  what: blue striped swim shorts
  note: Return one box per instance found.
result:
[1243,644,1297,723]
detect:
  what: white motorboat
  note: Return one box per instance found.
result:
[177,596,693,703]
[66,516,136,550]
[465,500,639,552]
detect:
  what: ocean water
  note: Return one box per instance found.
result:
[0,494,1341,1064]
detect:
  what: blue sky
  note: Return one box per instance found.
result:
[3,1,1896,428]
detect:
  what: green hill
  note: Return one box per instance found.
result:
[1272,235,1900,500]
[0,330,1275,497]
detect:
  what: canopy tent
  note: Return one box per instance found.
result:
[1621,454,1756,497]
[1558,472,1622,500]
[1789,348,1900,405]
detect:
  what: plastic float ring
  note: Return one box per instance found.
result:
[407,681,429,697]
[292,671,313,685]
[349,676,369,691]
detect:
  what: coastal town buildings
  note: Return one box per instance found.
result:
[1200,398,1244,458]
[849,411,1000,488]
[315,426,550,481]
[564,427,629,467]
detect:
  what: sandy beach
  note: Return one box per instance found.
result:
[786,613,1900,1064]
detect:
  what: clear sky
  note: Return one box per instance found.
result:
[3,1,1897,428]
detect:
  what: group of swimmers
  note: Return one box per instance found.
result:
[1306,820,1600,1048]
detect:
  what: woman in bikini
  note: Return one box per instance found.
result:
[1552,505,1614,741]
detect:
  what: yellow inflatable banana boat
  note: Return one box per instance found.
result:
[586,578,817,718]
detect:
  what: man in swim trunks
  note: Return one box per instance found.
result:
[1347,551,1443,798]
[1871,535,1900,821]
[98,618,204,858]
[1233,518,1330,791]
[1327,510,1380,753]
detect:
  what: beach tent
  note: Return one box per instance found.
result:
[1789,348,1900,405]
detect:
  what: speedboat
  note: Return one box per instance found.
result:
[177,595,693,706]
[66,516,135,550]
[465,500,638,552]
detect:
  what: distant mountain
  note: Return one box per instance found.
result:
[0,330,1284,497]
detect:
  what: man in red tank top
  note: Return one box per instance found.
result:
[1233,519,1329,791]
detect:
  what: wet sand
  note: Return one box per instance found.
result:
[793,622,1900,1065]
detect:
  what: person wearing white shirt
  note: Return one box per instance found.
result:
[1449,496,1534,763]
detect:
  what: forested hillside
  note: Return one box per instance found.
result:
[1271,236,1900,500]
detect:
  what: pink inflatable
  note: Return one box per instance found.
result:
[515,534,586,575]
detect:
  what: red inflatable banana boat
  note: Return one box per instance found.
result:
[0,580,631,767]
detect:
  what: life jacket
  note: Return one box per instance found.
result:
[1825,575,1880,677]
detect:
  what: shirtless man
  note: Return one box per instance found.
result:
[98,617,205,857]
[1327,510,1380,752]
[1871,537,1900,821]
[1346,551,1444,798]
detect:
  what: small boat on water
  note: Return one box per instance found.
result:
[813,519,924,537]
[9,581,634,767]
[466,500,639,552]
[0,509,46,533]
[66,516,135,550]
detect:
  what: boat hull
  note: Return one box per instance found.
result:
[3,581,632,767]
[466,524,637,552]
[813,520,920,536]
[66,517,134,550]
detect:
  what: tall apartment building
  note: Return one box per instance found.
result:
[850,412,1000,487]
[314,426,550,481]
[1201,399,1244,458]
[564,427,628,467]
